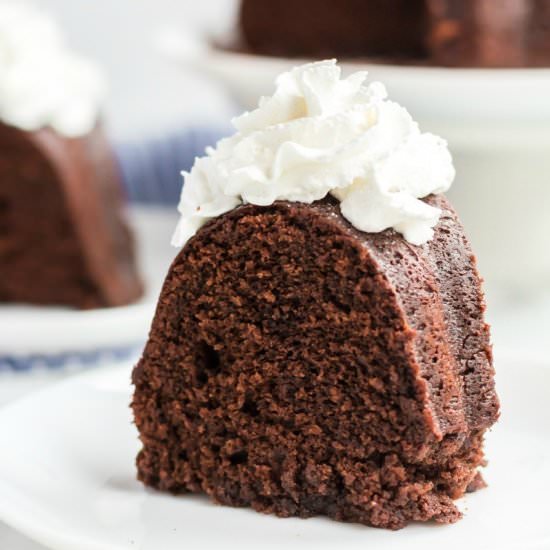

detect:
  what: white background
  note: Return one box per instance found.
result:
[31,0,239,139]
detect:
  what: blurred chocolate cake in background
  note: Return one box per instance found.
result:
[427,0,550,67]
[0,2,143,309]
[0,123,143,309]
[240,0,550,67]
[240,0,427,60]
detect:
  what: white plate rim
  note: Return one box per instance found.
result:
[158,28,550,149]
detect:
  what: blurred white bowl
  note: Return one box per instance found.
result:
[162,33,550,293]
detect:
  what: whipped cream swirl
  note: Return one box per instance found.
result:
[0,1,105,137]
[173,60,455,247]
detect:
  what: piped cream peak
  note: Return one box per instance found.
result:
[172,60,455,247]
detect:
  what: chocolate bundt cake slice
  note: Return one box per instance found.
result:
[132,194,499,529]
[0,122,143,308]
[133,59,499,529]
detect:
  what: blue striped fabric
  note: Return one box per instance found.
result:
[0,345,139,372]
[115,126,229,205]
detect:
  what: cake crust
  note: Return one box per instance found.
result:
[132,195,499,529]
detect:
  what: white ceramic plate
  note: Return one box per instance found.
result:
[0,353,548,550]
[0,207,179,358]
[159,31,550,150]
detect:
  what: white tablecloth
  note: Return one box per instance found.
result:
[0,525,47,550]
